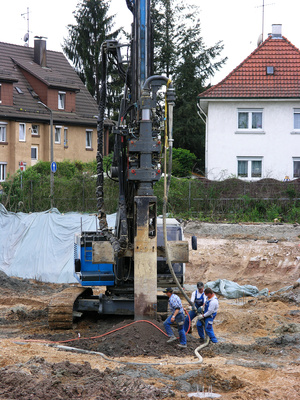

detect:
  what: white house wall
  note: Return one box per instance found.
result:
[206,101,300,181]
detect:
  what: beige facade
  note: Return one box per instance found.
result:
[0,120,100,177]
[0,39,113,182]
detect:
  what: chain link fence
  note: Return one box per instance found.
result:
[1,176,300,221]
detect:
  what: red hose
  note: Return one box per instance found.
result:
[17,319,169,345]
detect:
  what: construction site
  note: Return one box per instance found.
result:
[0,221,299,400]
[0,1,300,399]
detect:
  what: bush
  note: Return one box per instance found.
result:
[1,160,300,223]
[171,148,197,177]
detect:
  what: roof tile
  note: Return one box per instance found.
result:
[199,36,300,99]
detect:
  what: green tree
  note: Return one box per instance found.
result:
[63,0,121,105]
[151,0,177,76]
[151,1,227,171]
[173,7,226,166]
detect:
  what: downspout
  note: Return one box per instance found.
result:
[197,100,208,177]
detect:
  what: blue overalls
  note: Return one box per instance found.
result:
[163,294,186,345]
[197,298,218,343]
[184,291,205,334]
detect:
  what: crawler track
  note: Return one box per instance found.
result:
[48,286,92,329]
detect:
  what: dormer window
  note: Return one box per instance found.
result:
[266,66,274,75]
[58,91,66,110]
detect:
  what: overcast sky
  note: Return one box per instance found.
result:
[0,0,299,84]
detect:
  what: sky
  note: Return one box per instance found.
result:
[0,0,299,85]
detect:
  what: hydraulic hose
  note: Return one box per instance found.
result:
[96,43,108,230]
[162,80,195,312]
[162,79,209,352]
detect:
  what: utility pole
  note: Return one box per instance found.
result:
[38,101,54,208]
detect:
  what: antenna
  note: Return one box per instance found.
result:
[21,7,30,46]
[256,1,275,42]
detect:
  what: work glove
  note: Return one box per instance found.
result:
[197,306,203,314]
[198,314,204,321]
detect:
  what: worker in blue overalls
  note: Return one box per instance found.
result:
[197,287,219,343]
[163,287,187,349]
[184,281,207,338]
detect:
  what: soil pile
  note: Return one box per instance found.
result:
[0,357,172,400]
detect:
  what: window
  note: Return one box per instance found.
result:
[31,146,38,161]
[251,160,262,177]
[31,124,39,135]
[64,127,68,147]
[266,66,274,75]
[293,109,300,130]
[55,126,61,144]
[237,157,262,179]
[237,160,248,177]
[86,130,92,148]
[0,84,2,103]
[58,91,66,110]
[238,110,263,130]
[293,158,300,178]
[0,123,7,142]
[0,163,7,182]
[15,87,24,94]
[19,123,26,141]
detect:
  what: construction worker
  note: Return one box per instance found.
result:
[197,287,219,343]
[184,281,207,336]
[163,287,187,349]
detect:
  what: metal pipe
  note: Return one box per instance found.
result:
[197,101,208,177]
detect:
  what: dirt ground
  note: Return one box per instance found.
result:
[0,222,299,400]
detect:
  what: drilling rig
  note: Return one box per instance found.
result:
[48,0,190,329]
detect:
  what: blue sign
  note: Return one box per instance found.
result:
[51,162,57,173]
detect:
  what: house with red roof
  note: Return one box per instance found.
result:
[0,39,112,182]
[198,24,300,181]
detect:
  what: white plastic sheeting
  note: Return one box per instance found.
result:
[0,204,116,283]
[206,278,269,298]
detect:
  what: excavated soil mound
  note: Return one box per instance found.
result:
[0,270,64,295]
[25,317,202,358]
[0,357,172,400]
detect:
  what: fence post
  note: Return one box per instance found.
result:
[189,180,191,211]
[82,176,85,212]
[30,180,33,211]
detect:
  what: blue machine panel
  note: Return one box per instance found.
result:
[74,232,115,287]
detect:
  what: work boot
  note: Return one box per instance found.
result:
[199,338,205,344]
[167,336,177,343]
[177,343,187,349]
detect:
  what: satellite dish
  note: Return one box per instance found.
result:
[257,33,263,47]
[23,32,29,43]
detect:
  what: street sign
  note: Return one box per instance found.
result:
[51,162,57,173]
[19,161,25,172]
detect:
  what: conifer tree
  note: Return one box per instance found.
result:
[63,0,121,106]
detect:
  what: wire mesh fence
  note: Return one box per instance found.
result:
[1,175,300,221]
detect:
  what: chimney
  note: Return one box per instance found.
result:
[34,38,47,67]
[271,24,282,39]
